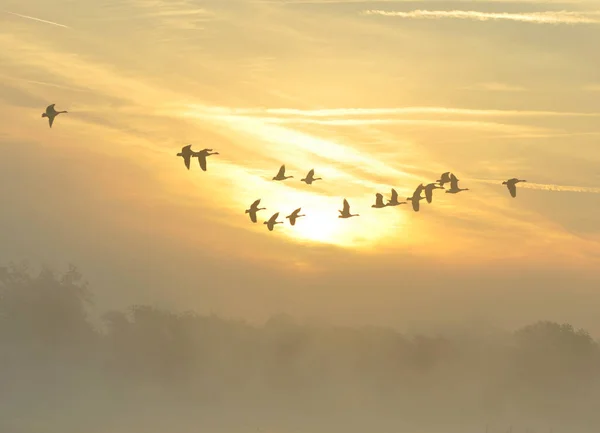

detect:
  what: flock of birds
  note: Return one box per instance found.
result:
[42,104,528,233]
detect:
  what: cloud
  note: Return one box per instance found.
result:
[258,0,587,4]
[463,82,527,92]
[471,178,600,194]
[3,11,70,28]
[362,9,600,24]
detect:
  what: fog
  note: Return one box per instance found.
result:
[2,263,599,433]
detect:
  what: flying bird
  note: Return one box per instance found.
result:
[194,148,219,172]
[371,193,387,209]
[245,199,266,223]
[273,165,293,181]
[286,208,306,226]
[406,184,425,212]
[386,188,406,207]
[424,182,444,204]
[301,169,322,185]
[264,212,283,231]
[436,172,453,187]
[445,174,469,194]
[338,199,359,218]
[502,178,527,198]
[177,145,195,170]
[42,104,67,128]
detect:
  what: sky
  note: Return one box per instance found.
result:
[1,0,600,334]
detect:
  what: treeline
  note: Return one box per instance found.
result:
[1,263,600,433]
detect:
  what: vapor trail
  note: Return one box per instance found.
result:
[4,11,70,28]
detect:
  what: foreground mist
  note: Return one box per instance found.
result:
[1,263,599,433]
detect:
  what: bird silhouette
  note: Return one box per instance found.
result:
[424,182,444,204]
[371,193,387,209]
[436,172,453,187]
[286,208,306,226]
[273,165,293,181]
[176,145,195,170]
[338,199,359,218]
[42,104,67,128]
[445,174,469,194]
[502,178,527,198]
[386,188,406,206]
[264,212,283,231]
[301,169,322,185]
[194,148,219,171]
[245,199,266,223]
[406,184,425,212]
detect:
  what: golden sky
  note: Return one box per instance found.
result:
[1,0,599,331]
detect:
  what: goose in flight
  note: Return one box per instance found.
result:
[42,104,67,128]
[406,184,425,212]
[286,208,306,226]
[264,212,283,231]
[194,148,219,172]
[338,199,359,218]
[445,174,469,194]
[386,188,406,207]
[301,169,322,185]
[177,145,195,170]
[502,178,527,198]
[371,193,387,209]
[436,172,453,187]
[424,182,444,204]
[273,165,293,181]
[245,199,266,223]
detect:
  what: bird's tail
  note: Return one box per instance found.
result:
[41,113,47,118]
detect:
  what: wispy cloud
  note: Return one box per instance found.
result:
[259,0,587,4]
[471,178,600,194]
[463,82,527,92]
[362,9,600,24]
[190,105,600,118]
[4,11,70,28]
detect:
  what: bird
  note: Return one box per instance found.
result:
[338,199,359,218]
[194,148,219,172]
[42,104,67,128]
[371,193,387,209]
[406,184,425,212]
[445,174,469,194]
[286,208,306,226]
[273,165,293,181]
[264,212,283,231]
[424,182,444,204]
[245,199,266,223]
[436,172,453,187]
[502,178,527,198]
[176,145,195,170]
[301,169,322,185]
[386,188,406,207]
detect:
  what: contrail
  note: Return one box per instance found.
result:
[471,178,600,194]
[4,11,70,28]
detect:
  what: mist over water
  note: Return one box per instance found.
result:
[2,264,599,433]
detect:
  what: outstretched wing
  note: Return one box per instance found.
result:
[183,154,191,169]
[46,104,55,114]
[48,116,54,128]
[450,174,458,190]
[249,210,257,223]
[197,154,207,171]
[390,189,398,201]
[277,165,286,177]
[412,199,420,212]
[414,184,424,197]
[375,193,384,206]
[507,183,517,198]
[307,169,314,178]
[269,212,280,223]
[343,199,350,213]
[251,199,261,209]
